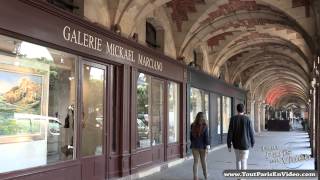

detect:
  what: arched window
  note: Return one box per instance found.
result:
[145,18,164,52]
[193,50,197,63]
[146,22,157,48]
[192,49,203,70]
[47,0,82,14]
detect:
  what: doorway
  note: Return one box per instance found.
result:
[80,61,107,180]
[136,73,165,163]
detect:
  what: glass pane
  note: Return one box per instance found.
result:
[168,82,179,143]
[190,88,201,123]
[136,73,164,148]
[0,34,77,173]
[151,78,163,145]
[222,96,232,133]
[136,73,151,148]
[190,87,209,123]
[81,65,104,156]
[217,97,221,134]
[204,93,209,127]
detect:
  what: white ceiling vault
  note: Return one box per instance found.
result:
[85,0,320,110]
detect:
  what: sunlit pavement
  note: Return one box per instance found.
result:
[140,130,316,180]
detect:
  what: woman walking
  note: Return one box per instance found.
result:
[190,112,210,180]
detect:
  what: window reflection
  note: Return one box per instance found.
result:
[168,82,179,143]
[136,73,164,148]
[81,64,104,156]
[137,73,151,148]
[217,97,221,134]
[151,79,163,146]
[0,34,77,173]
[190,88,209,123]
[222,96,232,133]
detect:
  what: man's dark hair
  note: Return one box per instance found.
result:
[237,103,244,113]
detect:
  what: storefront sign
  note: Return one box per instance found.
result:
[62,26,163,72]
[105,41,134,62]
[138,54,163,72]
[63,26,103,52]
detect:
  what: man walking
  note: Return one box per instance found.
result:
[227,103,255,170]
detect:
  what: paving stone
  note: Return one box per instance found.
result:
[140,130,316,180]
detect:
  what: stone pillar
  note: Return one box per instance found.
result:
[254,101,261,133]
[260,104,266,131]
[250,100,255,132]
[312,82,316,158]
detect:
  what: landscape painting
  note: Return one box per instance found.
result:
[0,70,43,137]
[0,70,42,115]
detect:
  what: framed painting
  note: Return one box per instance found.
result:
[0,69,48,141]
[0,70,43,115]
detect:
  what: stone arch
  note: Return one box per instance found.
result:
[211,36,310,76]
[230,52,309,84]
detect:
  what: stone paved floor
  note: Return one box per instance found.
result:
[140,130,317,180]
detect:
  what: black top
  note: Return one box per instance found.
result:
[227,115,255,150]
[190,123,210,149]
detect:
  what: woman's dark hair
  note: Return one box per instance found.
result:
[191,112,207,137]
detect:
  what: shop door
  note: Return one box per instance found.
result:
[80,61,107,180]
[150,78,165,163]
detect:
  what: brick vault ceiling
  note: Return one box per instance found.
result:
[109,0,317,108]
[162,0,315,107]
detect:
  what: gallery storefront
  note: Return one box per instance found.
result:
[0,1,186,180]
[186,68,246,152]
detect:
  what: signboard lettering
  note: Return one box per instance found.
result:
[62,25,163,72]
[63,26,102,52]
[106,41,134,62]
[138,54,163,72]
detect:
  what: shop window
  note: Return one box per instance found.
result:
[0,35,77,173]
[151,78,164,146]
[136,73,164,148]
[168,81,179,143]
[222,96,232,133]
[190,88,209,123]
[80,64,104,156]
[217,96,221,134]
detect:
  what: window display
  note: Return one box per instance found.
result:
[137,73,151,148]
[0,35,77,172]
[190,88,209,123]
[136,73,164,148]
[217,96,221,134]
[168,81,179,143]
[222,96,232,133]
[151,78,163,146]
[80,64,105,156]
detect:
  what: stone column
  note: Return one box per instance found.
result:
[312,81,316,158]
[260,104,266,131]
[250,100,255,133]
[254,101,261,133]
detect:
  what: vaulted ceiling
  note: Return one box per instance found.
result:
[87,0,320,109]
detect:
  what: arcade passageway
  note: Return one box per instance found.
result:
[141,130,315,180]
